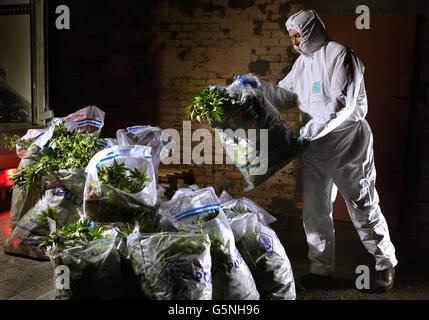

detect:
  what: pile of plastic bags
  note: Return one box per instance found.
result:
[4,106,296,300]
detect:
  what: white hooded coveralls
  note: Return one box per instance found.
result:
[264,9,398,275]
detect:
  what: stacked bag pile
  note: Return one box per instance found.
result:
[3,105,296,300]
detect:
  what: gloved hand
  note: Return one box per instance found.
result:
[235,75,258,88]
[297,135,309,153]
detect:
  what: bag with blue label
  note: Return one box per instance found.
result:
[116,125,175,179]
[156,186,220,230]
[61,105,105,136]
[157,187,260,300]
[12,105,105,159]
[185,211,260,300]
[125,229,213,300]
[230,212,296,300]
[187,74,299,191]
[3,173,84,260]
[83,145,158,224]
[8,107,107,231]
[220,193,277,226]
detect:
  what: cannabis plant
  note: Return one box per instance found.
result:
[185,87,231,125]
[97,159,152,194]
[12,122,105,192]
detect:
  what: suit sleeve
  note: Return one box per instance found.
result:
[247,71,298,111]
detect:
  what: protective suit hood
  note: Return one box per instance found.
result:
[286,9,329,57]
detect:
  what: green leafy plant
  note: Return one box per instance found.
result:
[232,215,295,300]
[199,211,259,300]
[201,209,220,223]
[3,134,33,152]
[85,160,154,224]
[126,231,212,300]
[115,223,135,237]
[12,122,105,192]
[97,159,152,194]
[35,206,57,225]
[38,218,107,251]
[185,87,231,125]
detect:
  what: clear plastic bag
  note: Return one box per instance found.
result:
[116,125,175,178]
[230,212,296,300]
[47,231,124,300]
[83,145,158,223]
[15,129,46,158]
[157,187,220,229]
[45,169,87,201]
[9,144,46,230]
[8,107,106,230]
[212,74,299,191]
[184,211,260,300]
[125,231,212,300]
[4,179,85,260]
[171,184,200,200]
[18,105,105,156]
[62,105,105,136]
[219,190,234,204]
[221,197,277,226]
[158,188,260,300]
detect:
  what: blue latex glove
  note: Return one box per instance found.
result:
[235,75,258,88]
[88,220,95,230]
[297,135,309,153]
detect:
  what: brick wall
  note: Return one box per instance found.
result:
[47,0,305,218]
[47,0,429,229]
[148,0,304,216]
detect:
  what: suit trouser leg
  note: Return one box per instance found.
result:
[302,156,338,276]
[332,121,398,271]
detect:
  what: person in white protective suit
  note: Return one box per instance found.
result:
[238,9,398,292]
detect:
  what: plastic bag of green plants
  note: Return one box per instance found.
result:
[8,143,47,230]
[7,109,106,230]
[186,74,298,191]
[230,212,296,300]
[125,229,212,300]
[83,144,158,224]
[184,211,260,300]
[3,181,83,260]
[116,125,175,180]
[157,186,220,229]
[220,192,277,226]
[42,218,136,300]
[52,221,146,300]
[157,187,260,300]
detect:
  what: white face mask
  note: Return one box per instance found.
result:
[293,43,311,58]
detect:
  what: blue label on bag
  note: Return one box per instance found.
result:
[175,204,220,221]
[259,232,273,253]
[313,81,321,94]
[158,262,182,286]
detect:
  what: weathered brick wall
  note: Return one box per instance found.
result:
[47,0,429,229]
[148,0,304,216]
[48,0,305,217]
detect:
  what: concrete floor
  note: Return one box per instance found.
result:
[1,209,429,300]
[273,216,429,300]
[0,211,54,300]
